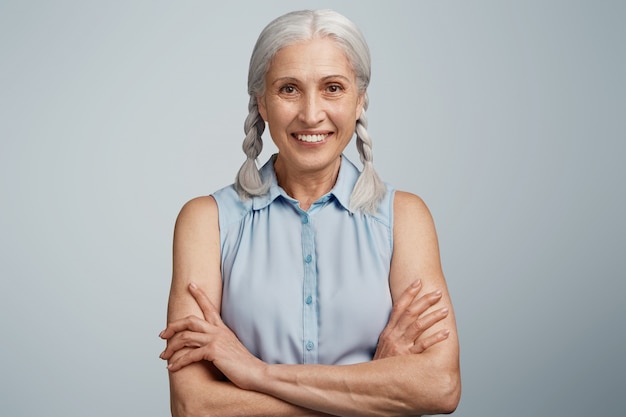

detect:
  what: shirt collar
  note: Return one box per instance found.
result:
[329,155,359,213]
[251,154,360,213]
[251,154,282,211]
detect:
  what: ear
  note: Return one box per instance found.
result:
[355,92,365,120]
[257,95,268,122]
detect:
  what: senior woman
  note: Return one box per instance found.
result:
[160,9,460,417]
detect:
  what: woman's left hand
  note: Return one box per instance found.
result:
[159,283,267,390]
[373,279,450,360]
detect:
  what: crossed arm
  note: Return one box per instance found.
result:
[160,192,460,417]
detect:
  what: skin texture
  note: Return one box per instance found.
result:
[257,38,365,209]
[161,38,460,416]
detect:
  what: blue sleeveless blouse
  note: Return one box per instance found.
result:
[212,155,394,365]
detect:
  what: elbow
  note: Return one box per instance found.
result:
[404,366,461,416]
[429,368,461,415]
[171,399,209,417]
[170,390,211,417]
[169,365,219,417]
[170,397,196,417]
[171,389,227,417]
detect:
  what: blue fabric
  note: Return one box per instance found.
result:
[213,155,394,365]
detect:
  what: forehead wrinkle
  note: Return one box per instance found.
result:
[270,74,353,87]
[265,38,356,86]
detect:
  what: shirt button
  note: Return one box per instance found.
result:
[302,216,309,224]
[305,295,313,305]
[305,254,312,263]
[306,341,314,351]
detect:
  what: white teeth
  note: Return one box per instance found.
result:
[296,134,327,143]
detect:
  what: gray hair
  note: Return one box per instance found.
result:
[235,9,385,214]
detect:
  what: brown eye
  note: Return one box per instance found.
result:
[326,84,343,93]
[280,85,297,94]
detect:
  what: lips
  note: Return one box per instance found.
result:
[295,133,330,143]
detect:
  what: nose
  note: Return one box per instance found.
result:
[298,93,325,125]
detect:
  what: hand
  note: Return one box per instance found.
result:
[373,280,450,360]
[159,283,267,390]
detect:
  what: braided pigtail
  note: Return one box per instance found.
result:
[235,96,269,199]
[349,93,386,214]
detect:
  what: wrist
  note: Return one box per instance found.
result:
[244,358,272,393]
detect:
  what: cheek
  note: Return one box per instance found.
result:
[332,103,360,127]
[267,102,298,126]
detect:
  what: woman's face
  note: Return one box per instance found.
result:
[258,37,364,175]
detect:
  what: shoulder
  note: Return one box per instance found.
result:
[393,190,428,212]
[173,196,220,247]
[393,190,435,232]
[391,191,438,255]
[176,196,218,227]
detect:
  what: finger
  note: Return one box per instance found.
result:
[404,307,449,342]
[159,315,209,339]
[167,346,210,372]
[387,280,422,329]
[395,289,443,334]
[188,282,221,323]
[410,329,450,354]
[160,330,211,360]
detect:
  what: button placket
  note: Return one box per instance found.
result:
[301,213,318,364]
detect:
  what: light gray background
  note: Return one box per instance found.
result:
[1,1,624,416]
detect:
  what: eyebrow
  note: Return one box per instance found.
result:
[271,74,352,85]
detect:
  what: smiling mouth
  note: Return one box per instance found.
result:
[294,133,330,143]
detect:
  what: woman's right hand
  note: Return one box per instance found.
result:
[373,280,450,360]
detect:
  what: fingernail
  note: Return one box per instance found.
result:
[189,282,197,290]
[411,279,421,288]
[440,307,449,315]
[159,350,165,359]
[159,331,164,338]
[434,289,442,296]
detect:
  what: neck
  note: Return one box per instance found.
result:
[274,156,341,211]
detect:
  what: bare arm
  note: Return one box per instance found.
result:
[164,192,460,416]
[165,196,334,417]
